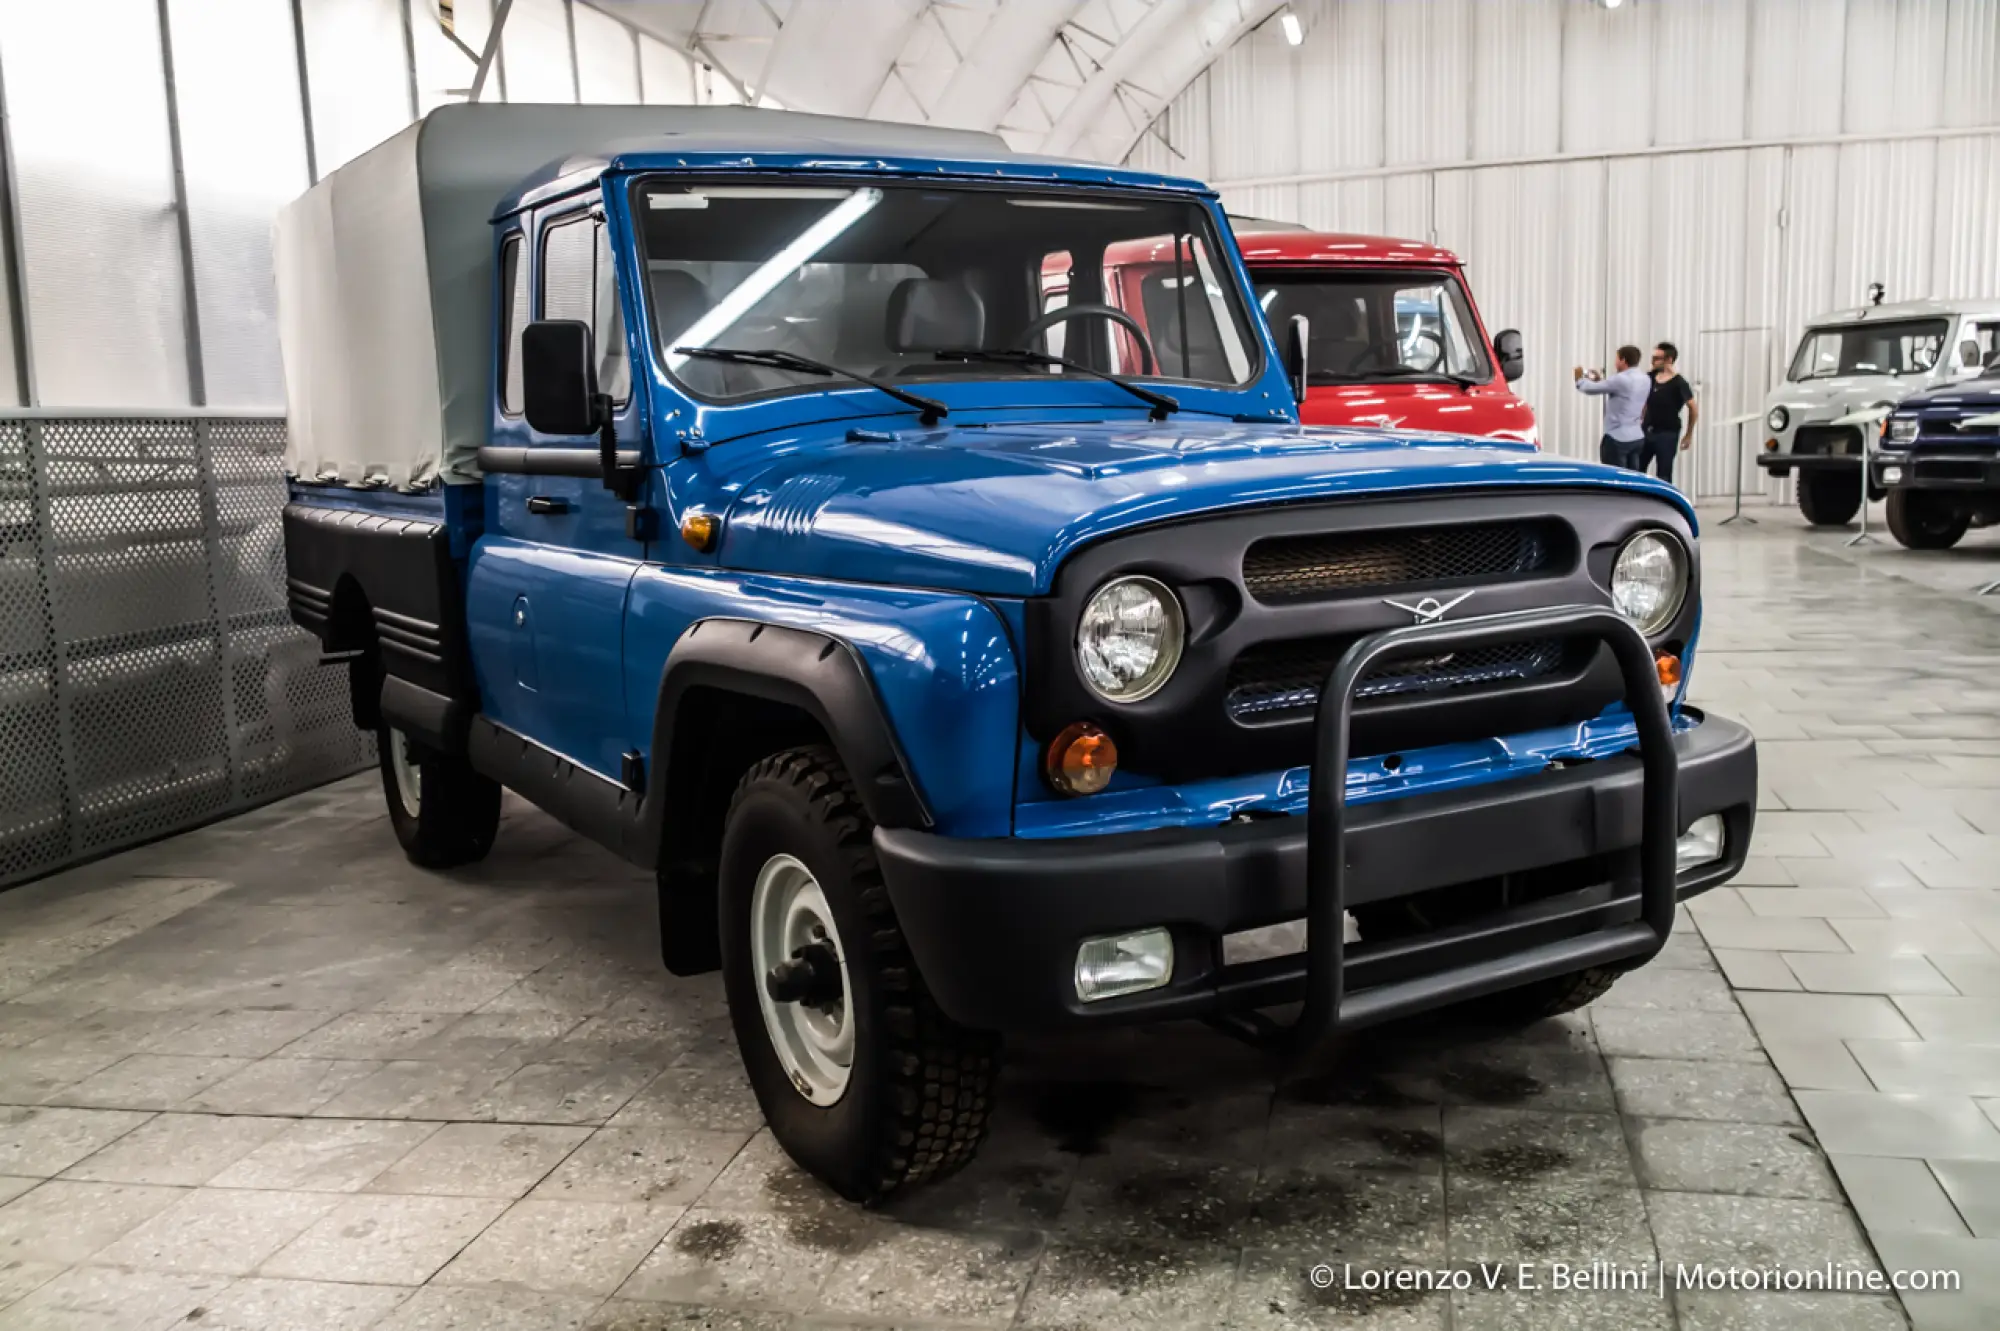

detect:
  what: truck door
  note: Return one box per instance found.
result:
[468,206,642,781]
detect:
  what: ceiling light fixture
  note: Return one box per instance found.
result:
[1280,10,1303,45]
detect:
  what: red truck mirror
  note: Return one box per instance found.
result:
[522,320,604,437]
[1494,328,1524,383]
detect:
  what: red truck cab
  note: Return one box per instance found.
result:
[1234,226,1536,444]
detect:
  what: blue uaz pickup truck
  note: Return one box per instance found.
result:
[276,105,1757,1201]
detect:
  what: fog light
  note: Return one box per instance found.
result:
[1882,465,1904,484]
[1676,814,1725,871]
[1075,928,1173,1002]
[1655,652,1682,698]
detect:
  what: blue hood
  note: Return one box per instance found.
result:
[701,420,1691,596]
[1898,375,2000,413]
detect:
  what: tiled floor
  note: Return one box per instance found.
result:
[0,503,1992,1329]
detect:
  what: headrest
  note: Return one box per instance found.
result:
[887,279,984,353]
[650,269,710,345]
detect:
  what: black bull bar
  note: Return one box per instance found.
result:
[1291,603,1677,1056]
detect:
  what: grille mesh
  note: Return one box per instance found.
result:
[1241,519,1567,602]
[1226,636,1571,722]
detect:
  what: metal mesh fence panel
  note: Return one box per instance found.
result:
[0,413,374,888]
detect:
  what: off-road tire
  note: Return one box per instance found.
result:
[719,746,999,1203]
[378,725,502,869]
[1478,965,1624,1024]
[1796,467,1862,526]
[1886,489,1969,550]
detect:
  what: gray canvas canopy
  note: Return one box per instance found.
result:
[273,103,1010,489]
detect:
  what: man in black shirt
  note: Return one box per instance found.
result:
[1643,342,1698,484]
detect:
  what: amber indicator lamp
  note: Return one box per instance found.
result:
[681,512,720,552]
[1047,722,1118,796]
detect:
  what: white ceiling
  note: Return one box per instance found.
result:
[582,0,1288,163]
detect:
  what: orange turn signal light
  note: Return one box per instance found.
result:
[681,512,720,552]
[1047,722,1118,797]
[1656,652,1683,691]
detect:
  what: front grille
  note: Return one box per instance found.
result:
[1793,424,1862,456]
[1241,519,1568,603]
[1917,459,1988,482]
[1226,635,1571,722]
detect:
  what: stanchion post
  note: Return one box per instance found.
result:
[1719,418,1757,525]
[1843,408,1882,548]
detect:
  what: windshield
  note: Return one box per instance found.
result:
[1787,319,1949,381]
[1251,270,1492,384]
[632,179,1259,403]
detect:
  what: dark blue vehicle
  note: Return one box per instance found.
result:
[1876,357,2000,548]
[277,105,1756,1201]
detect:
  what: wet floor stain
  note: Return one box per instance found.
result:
[1457,1143,1572,1182]
[672,1217,744,1262]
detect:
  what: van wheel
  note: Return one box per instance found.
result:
[1886,490,1969,549]
[1796,468,1861,526]
[378,725,501,868]
[719,746,998,1202]
[1477,966,1624,1024]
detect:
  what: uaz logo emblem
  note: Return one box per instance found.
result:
[1382,590,1475,624]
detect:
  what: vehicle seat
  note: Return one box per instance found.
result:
[879,278,987,377]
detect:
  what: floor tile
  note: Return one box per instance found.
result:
[1796,1090,2000,1161]
[437,1197,683,1296]
[0,1265,227,1331]
[1763,1038,1875,1092]
[1869,1232,2000,1331]
[0,1106,153,1177]
[147,1008,339,1058]
[208,1118,441,1192]
[1827,1154,1972,1237]
[1848,1041,2000,1097]
[815,1224,1041,1325]
[1016,1240,1239,1331]
[43,1055,252,1111]
[1928,1159,2000,1238]
[91,1186,339,1274]
[1713,949,1802,990]
[1673,1290,1909,1330]
[1606,1057,1802,1125]
[1739,991,1920,1041]
[616,1207,848,1312]
[365,1122,592,1198]
[1893,995,2000,1043]
[185,1276,412,1331]
[1783,953,1958,996]
[57,1111,290,1186]
[178,1057,385,1115]
[370,1284,604,1331]
[529,1126,747,1205]
[1645,1190,1876,1272]
[0,1178,186,1263]
[1631,1119,1838,1199]
[260,1191,510,1284]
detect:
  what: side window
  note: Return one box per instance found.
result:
[1117,235,1251,383]
[498,235,527,415]
[539,213,630,406]
[1038,250,1071,360]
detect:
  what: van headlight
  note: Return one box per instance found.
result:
[1077,575,1184,702]
[1611,531,1688,636]
[1766,406,1789,432]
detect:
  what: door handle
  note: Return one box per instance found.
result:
[525,495,571,515]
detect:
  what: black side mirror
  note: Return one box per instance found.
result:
[522,320,603,436]
[1493,328,1524,383]
[1286,314,1311,403]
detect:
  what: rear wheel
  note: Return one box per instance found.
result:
[1808,465,1864,523]
[720,746,997,1202]
[1796,467,1862,526]
[378,725,501,868]
[1886,490,1969,549]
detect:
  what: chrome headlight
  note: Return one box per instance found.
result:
[1766,406,1789,433]
[1611,531,1688,636]
[1077,575,1184,703]
[1886,415,1918,445]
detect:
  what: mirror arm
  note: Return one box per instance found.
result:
[594,393,640,500]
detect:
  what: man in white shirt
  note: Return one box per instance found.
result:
[1574,345,1649,470]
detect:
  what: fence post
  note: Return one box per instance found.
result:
[191,417,246,808]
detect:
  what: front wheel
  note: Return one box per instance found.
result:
[378,725,501,868]
[1886,489,1969,549]
[1796,467,1862,526]
[719,746,998,1202]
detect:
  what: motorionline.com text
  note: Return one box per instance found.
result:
[1313,1261,1960,1295]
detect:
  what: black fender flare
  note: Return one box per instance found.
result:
[630,617,932,866]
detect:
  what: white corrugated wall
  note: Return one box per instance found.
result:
[1129,0,2000,502]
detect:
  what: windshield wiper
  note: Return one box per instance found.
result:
[1371,363,1482,391]
[674,346,948,425]
[933,348,1180,420]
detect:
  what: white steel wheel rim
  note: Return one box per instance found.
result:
[388,727,422,819]
[750,853,854,1106]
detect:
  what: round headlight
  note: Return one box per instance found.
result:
[1611,532,1688,636]
[1077,575,1184,703]
[1766,406,1789,433]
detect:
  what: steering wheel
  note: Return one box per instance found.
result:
[1014,303,1157,376]
[1400,329,1445,373]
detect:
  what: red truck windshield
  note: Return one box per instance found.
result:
[1254,270,1492,385]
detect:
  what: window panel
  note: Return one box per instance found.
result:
[166,0,312,407]
[574,5,639,104]
[540,214,595,322]
[499,235,526,414]
[299,0,414,173]
[0,0,189,406]
[593,222,629,402]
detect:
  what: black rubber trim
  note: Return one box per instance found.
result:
[477,445,643,478]
[463,617,929,869]
[874,710,1755,1033]
[1758,451,1860,472]
[380,675,474,754]
[281,502,477,726]
[1872,454,2000,490]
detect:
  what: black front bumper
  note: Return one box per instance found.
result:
[1871,453,2000,491]
[1758,449,1859,474]
[878,608,1757,1038]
